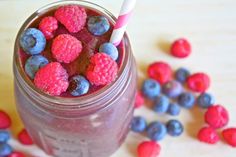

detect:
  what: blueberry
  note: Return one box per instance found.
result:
[25,55,49,79]
[0,131,10,143]
[178,92,195,108]
[175,68,190,83]
[142,79,161,99]
[131,116,147,133]
[0,143,12,156]
[167,103,181,116]
[146,121,167,141]
[162,80,183,98]
[20,28,46,55]
[166,119,184,136]
[153,95,169,113]
[197,93,215,108]
[87,16,110,36]
[99,42,119,60]
[69,75,90,96]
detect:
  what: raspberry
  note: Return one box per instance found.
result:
[86,53,118,86]
[39,16,58,40]
[7,152,25,157]
[34,62,69,96]
[18,129,33,145]
[148,61,172,84]
[204,105,229,129]
[135,91,145,108]
[137,141,161,157]
[0,110,11,129]
[52,34,83,63]
[171,38,191,58]
[187,73,210,92]
[197,127,219,144]
[55,5,87,33]
[222,128,236,147]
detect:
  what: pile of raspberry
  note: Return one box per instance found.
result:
[19,5,119,96]
[133,39,236,157]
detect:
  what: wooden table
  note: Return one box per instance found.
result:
[0,0,235,156]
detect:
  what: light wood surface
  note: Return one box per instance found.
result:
[0,0,236,156]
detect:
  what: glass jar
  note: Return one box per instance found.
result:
[13,1,137,157]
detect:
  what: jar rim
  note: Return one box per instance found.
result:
[13,0,132,108]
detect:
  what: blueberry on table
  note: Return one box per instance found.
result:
[146,121,167,141]
[153,95,169,113]
[69,75,90,96]
[142,79,161,99]
[162,80,183,98]
[166,119,184,137]
[131,116,147,133]
[167,103,181,116]
[99,42,119,61]
[0,131,10,143]
[197,93,215,108]
[20,28,46,55]
[0,143,12,156]
[178,92,195,109]
[175,67,190,83]
[25,55,49,79]
[87,16,110,36]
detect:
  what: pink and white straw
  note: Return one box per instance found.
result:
[110,0,136,46]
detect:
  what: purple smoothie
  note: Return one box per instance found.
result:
[13,1,137,157]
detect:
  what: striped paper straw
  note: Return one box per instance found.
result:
[110,0,136,46]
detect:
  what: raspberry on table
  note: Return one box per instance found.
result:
[187,72,210,93]
[20,28,46,55]
[197,126,219,144]
[197,93,215,109]
[99,42,118,60]
[0,143,12,156]
[24,55,49,79]
[68,75,90,96]
[167,103,181,116]
[166,119,184,137]
[137,141,161,157]
[87,16,110,36]
[148,61,172,84]
[0,110,11,129]
[86,53,118,86]
[17,129,33,145]
[34,62,69,96]
[7,151,25,157]
[170,38,191,58]
[0,131,10,143]
[135,91,145,109]
[175,67,190,83]
[147,121,167,141]
[55,5,87,33]
[178,92,195,109]
[162,80,183,98]
[52,34,83,63]
[222,128,236,147]
[142,79,161,99]
[153,95,169,114]
[39,16,58,40]
[131,116,147,133]
[204,105,229,129]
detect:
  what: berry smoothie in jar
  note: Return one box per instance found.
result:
[13,1,137,157]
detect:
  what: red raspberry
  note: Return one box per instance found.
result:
[52,34,83,63]
[55,5,87,33]
[135,91,145,108]
[222,128,236,147]
[0,110,11,129]
[171,38,191,58]
[137,141,161,157]
[7,152,25,157]
[197,126,219,144]
[39,16,58,39]
[86,53,118,86]
[148,61,172,84]
[187,73,210,92]
[204,105,229,129]
[34,62,69,96]
[18,129,33,145]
